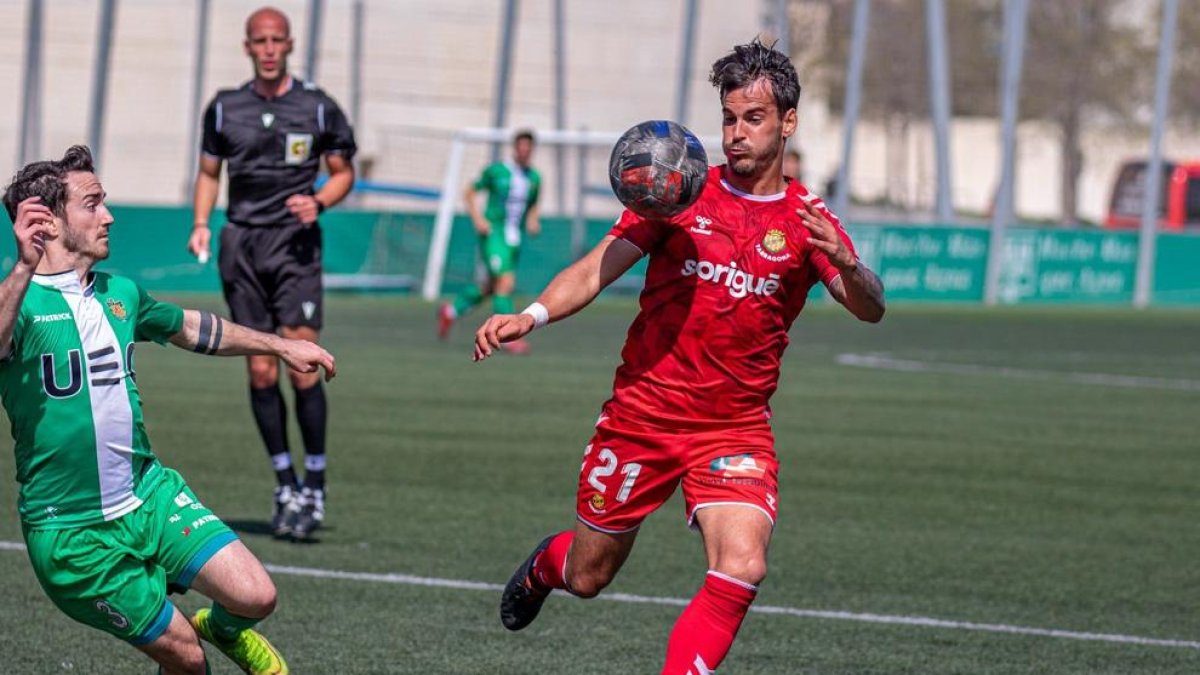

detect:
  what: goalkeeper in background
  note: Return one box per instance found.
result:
[438,129,541,353]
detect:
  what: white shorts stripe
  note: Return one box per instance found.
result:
[687,502,775,530]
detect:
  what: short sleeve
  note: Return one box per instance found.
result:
[134,285,185,344]
[473,164,495,192]
[608,209,670,256]
[200,99,225,158]
[319,97,357,159]
[1,310,27,363]
[808,203,858,286]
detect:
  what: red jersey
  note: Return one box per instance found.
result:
[605,165,856,428]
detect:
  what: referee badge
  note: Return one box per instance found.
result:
[285,133,313,165]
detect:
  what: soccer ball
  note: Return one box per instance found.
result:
[608,120,708,218]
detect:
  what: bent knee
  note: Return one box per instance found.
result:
[225,577,277,619]
[244,581,278,617]
[248,365,278,389]
[564,570,613,599]
[712,558,767,588]
[563,560,621,599]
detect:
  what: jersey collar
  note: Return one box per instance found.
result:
[32,270,93,294]
[244,75,297,100]
[718,175,787,202]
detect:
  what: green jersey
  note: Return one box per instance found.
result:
[0,271,184,529]
[474,161,541,247]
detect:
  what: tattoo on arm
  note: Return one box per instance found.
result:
[853,266,885,302]
[193,311,224,355]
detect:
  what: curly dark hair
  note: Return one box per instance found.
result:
[3,145,96,221]
[709,38,801,115]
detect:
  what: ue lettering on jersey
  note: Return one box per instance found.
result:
[0,272,183,529]
[606,165,856,428]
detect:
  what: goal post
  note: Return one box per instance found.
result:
[421,126,722,301]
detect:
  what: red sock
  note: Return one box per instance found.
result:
[531,531,574,590]
[661,571,757,675]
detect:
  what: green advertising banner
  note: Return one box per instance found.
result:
[1153,232,1200,305]
[847,226,988,302]
[996,228,1139,304]
[0,206,1196,306]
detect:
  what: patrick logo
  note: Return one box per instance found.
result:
[709,454,766,478]
[105,298,128,321]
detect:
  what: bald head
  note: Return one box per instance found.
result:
[244,6,293,85]
[245,6,290,39]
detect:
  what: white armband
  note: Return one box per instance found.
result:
[521,302,550,330]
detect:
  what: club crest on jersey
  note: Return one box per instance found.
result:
[589,493,606,513]
[756,229,791,262]
[261,112,275,128]
[105,298,128,321]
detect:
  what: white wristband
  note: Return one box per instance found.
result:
[521,302,550,329]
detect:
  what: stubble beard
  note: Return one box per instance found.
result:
[62,222,108,261]
[727,133,784,179]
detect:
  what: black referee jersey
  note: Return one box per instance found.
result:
[201,78,357,227]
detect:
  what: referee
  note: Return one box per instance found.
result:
[189,6,356,542]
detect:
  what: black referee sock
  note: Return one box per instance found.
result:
[294,382,327,492]
[249,385,295,488]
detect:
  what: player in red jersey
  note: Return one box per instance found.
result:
[474,39,885,674]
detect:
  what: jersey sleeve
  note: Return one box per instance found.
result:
[808,203,858,286]
[134,285,185,344]
[608,209,670,255]
[473,164,495,192]
[200,99,226,158]
[319,96,357,159]
[1,309,28,364]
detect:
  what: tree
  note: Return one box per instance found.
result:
[793,0,1151,225]
[1021,1,1148,225]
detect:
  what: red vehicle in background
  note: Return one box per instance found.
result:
[1105,160,1200,230]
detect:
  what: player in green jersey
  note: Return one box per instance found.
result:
[438,129,541,353]
[1,146,335,674]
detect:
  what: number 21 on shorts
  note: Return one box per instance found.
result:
[583,444,642,503]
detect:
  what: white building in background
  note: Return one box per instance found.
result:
[0,0,1187,224]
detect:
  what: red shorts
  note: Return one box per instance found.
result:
[575,413,779,534]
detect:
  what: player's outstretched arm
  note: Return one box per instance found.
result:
[797,202,885,323]
[0,198,54,353]
[473,235,642,361]
[169,310,336,381]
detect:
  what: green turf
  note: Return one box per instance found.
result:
[0,297,1197,674]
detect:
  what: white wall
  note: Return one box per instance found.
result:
[0,0,1186,224]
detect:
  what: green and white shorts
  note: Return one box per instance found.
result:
[22,468,237,645]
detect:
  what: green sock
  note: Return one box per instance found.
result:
[452,285,484,316]
[210,603,260,643]
[493,294,514,314]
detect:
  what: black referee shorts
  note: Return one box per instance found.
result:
[218,221,323,333]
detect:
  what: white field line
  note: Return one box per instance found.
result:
[836,353,1200,392]
[0,541,1192,650]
